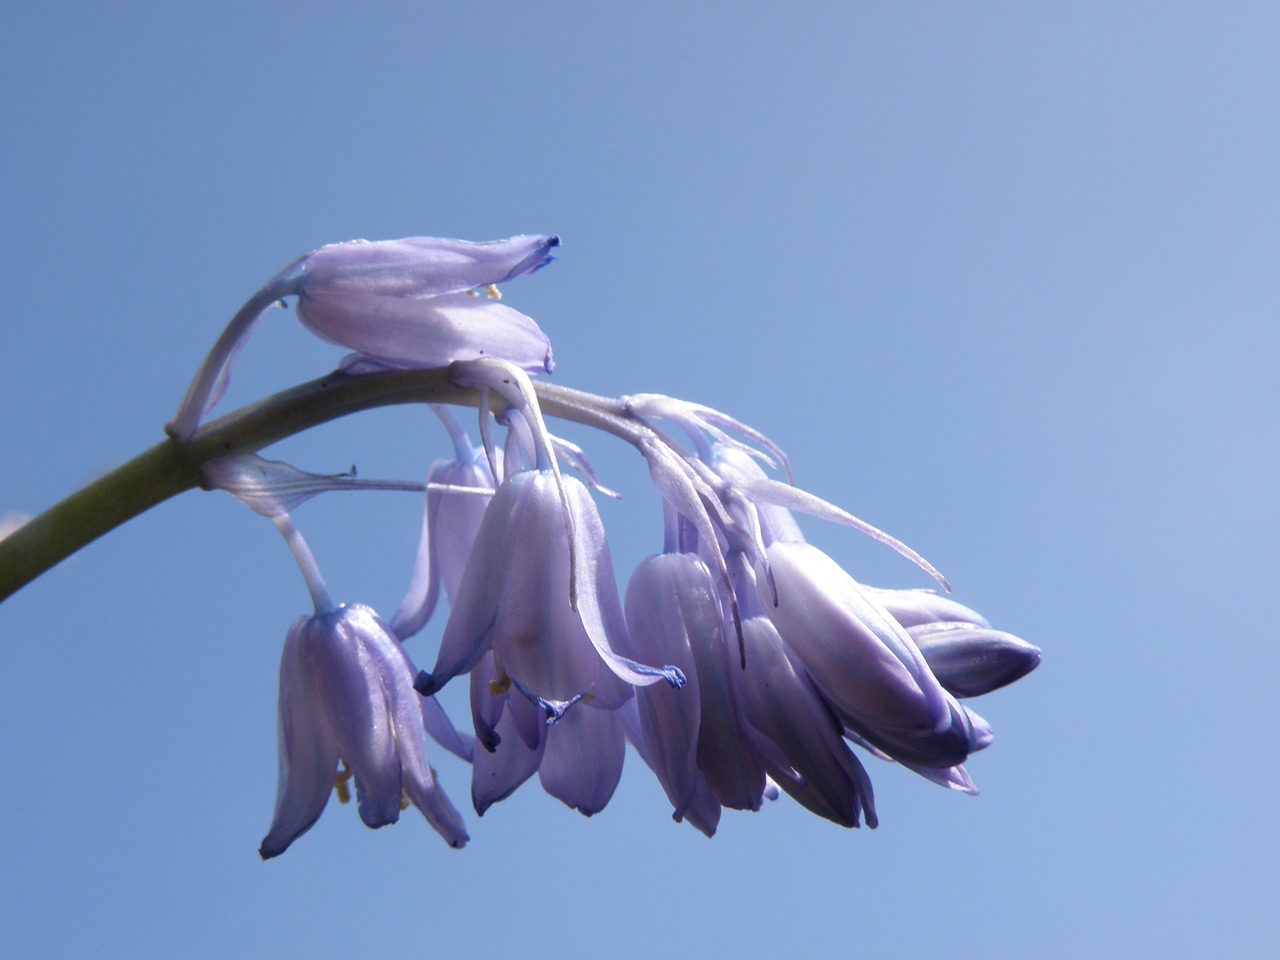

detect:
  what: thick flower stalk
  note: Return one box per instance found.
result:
[0,233,1040,857]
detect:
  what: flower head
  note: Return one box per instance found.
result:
[295,235,557,375]
[167,234,557,439]
[260,604,468,858]
[417,468,684,707]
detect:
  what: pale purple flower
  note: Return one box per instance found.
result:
[466,648,625,818]
[618,552,735,829]
[391,435,499,641]
[259,603,467,859]
[416,468,684,708]
[620,548,878,832]
[294,235,557,375]
[730,614,878,828]
[167,235,557,439]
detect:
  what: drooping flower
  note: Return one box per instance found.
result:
[260,603,468,859]
[167,235,558,439]
[416,467,685,708]
[391,409,501,641]
[294,240,555,376]
[760,540,952,738]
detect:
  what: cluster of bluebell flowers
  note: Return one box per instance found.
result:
[175,235,1039,857]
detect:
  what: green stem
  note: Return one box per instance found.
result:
[0,367,638,603]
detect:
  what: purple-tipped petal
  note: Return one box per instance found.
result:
[469,652,549,815]
[301,235,558,300]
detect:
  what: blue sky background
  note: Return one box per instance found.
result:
[2,3,1276,957]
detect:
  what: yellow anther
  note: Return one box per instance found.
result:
[488,675,512,697]
[482,283,503,301]
[399,792,411,812]
[334,762,353,804]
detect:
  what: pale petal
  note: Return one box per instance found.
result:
[259,617,341,859]
[619,554,707,815]
[301,235,558,300]
[306,608,403,828]
[298,291,553,375]
[538,705,625,816]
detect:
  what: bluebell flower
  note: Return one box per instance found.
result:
[260,603,468,859]
[416,467,685,708]
[391,410,501,641]
[168,235,557,439]
[295,235,557,375]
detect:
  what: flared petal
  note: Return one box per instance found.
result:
[259,617,341,859]
[471,701,546,815]
[562,478,687,694]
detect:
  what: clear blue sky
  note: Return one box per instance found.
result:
[2,3,1276,957]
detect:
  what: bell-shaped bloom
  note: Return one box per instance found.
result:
[259,604,468,859]
[295,235,557,375]
[619,552,732,823]
[417,468,684,708]
[167,235,557,439]
[391,445,500,640]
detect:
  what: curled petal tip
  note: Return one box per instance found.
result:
[414,670,441,697]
